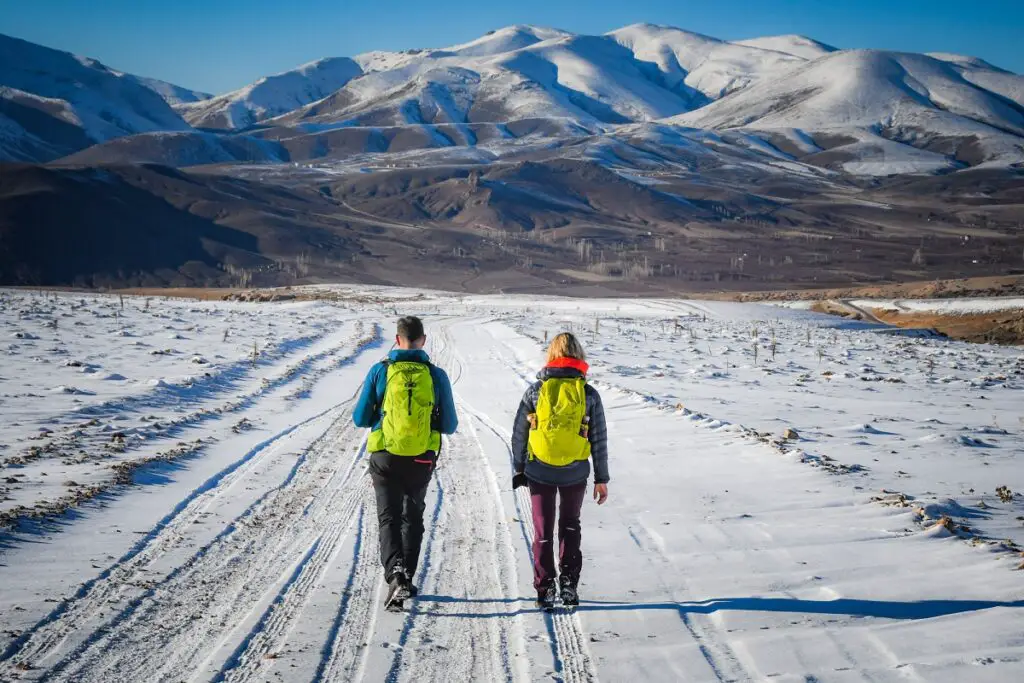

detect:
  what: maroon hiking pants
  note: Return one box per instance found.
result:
[529,480,587,591]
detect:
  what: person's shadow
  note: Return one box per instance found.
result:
[412,595,1024,620]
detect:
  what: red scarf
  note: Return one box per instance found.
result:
[546,357,589,374]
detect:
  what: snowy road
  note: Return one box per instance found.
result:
[1,291,1022,681]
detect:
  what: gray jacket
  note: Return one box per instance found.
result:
[511,367,609,486]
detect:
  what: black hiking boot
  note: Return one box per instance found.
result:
[536,584,558,612]
[385,567,411,611]
[560,583,579,608]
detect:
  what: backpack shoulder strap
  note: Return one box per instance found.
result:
[377,358,391,387]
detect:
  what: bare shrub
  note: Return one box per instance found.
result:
[226,264,253,288]
[996,486,1014,504]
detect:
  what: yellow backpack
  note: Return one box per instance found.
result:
[373,361,437,456]
[528,377,591,467]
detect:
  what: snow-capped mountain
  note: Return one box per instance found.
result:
[119,74,212,106]
[607,24,807,101]
[440,24,574,57]
[269,23,815,130]
[176,57,363,130]
[228,21,1020,175]
[731,34,837,60]
[0,33,191,162]
[3,24,1022,175]
[276,36,688,129]
[0,87,93,162]
[669,49,1024,174]
[926,53,1024,108]
[672,49,1024,135]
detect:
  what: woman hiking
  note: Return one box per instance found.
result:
[511,332,609,610]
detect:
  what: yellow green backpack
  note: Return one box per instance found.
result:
[375,361,436,456]
[528,377,591,467]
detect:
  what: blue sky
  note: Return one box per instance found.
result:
[2,0,1021,94]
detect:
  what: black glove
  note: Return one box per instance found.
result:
[512,472,529,490]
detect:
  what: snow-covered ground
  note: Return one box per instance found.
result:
[1,288,1021,681]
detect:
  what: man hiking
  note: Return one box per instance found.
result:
[354,316,457,611]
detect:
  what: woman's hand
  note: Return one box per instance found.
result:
[593,483,608,505]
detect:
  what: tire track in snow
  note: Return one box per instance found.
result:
[382,427,523,683]
[1,330,381,678]
[41,414,371,683]
[0,401,350,677]
[212,453,375,683]
[214,534,327,681]
[461,404,531,683]
[26,411,363,682]
[0,322,380,541]
[312,501,383,683]
[375,325,528,683]
[459,400,599,683]
[214,498,379,682]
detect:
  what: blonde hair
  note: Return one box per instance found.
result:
[547,332,586,363]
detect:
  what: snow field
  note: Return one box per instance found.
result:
[0,288,1021,681]
[448,315,1023,682]
[0,291,377,527]
[499,298,1024,548]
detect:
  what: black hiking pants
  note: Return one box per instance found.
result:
[368,451,436,582]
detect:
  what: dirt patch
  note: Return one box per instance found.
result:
[801,298,1024,345]
[702,275,1024,303]
[117,287,244,300]
[808,300,870,321]
[866,308,1024,345]
[7,286,245,301]
[696,274,1024,345]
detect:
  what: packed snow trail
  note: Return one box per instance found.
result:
[367,325,532,682]
[1,301,1022,682]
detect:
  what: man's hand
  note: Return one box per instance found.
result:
[593,483,608,505]
[512,472,529,490]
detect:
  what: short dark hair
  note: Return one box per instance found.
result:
[397,316,425,341]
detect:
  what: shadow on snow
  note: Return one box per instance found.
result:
[412,594,1024,621]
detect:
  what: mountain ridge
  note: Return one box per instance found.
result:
[3,24,1023,293]
[0,32,192,161]
[3,24,1022,172]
